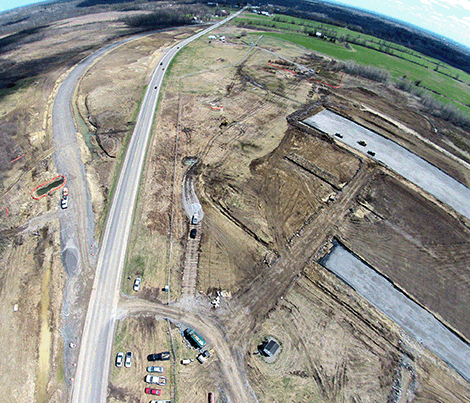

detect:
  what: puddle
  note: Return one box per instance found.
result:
[320,241,470,382]
[63,247,79,277]
[37,178,65,197]
[32,175,66,200]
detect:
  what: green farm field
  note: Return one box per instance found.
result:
[233,13,470,113]
[237,13,470,76]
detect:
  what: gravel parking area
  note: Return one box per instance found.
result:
[320,243,470,382]
[304,109,470,220]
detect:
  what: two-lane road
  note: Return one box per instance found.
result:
[71,10,246,403]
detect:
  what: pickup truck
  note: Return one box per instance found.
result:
[145,375,167,385]
[147,351,171,361]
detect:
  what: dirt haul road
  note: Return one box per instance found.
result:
[70,9,246,403]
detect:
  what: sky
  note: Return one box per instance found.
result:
[1,0,470,48]
[0,0,46,13]
[328,0,470,49]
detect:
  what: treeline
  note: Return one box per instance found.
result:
[330,60,391,83]
[327,60,470,129]
[121,9,194,30]
[77,0,140,7]
[396,79,470,129]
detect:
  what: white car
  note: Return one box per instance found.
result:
[124,351,133,368]
[133,277,141,292]
[150,400,172,403]
[145,375,167,385]
[115,352,124,367]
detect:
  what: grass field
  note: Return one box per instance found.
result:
[233,13,470,114]
[238,14,470,77]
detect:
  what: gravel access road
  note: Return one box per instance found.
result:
[70,10,246,403]
[52,36,139,384]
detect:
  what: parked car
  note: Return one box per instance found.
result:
[124,351,133,368]
[145,388,161,395]
[115,352,124,367]
[147,352,171,361]
[145,375,167,385]
[61,187,69,209]
[190,229,197,239]
[147,366,164,373]
[133,277,141,292]
[150,400,172,403]
[61,197,68,209]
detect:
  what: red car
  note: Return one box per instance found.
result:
[145,388,161,396]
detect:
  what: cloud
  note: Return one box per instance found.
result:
[445,0,470,11]
[424,0,470,12]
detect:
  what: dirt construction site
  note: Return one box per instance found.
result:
[1,6,470,403]
[116,26,470,402]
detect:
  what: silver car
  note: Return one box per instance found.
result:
[133,277,141,292]
[147,366,164,373]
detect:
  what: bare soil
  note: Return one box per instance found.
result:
[247,269,470,403]
[0,6,201,402]
[120,23,470,402]
[139,25,470,401]
[2,5,470,402]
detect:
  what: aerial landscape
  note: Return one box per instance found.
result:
[0,0,470,402]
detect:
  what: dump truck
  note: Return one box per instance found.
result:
[184,328,206,349]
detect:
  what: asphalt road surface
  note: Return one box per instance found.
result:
[70,10,246,403]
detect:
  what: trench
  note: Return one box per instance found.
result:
[72,96,101,158]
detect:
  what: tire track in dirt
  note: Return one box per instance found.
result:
[226,164,374,339]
